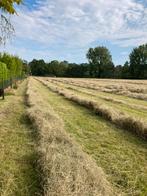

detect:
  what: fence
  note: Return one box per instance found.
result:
[0,62,25,99]
[0,62,11,86]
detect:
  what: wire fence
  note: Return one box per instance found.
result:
[0,63,9,89]
[0,75,25,89]
[0,62,25,88]
[0,62,25,99]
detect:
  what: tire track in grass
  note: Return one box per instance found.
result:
[35,78,147,196]
[0,80,41,196]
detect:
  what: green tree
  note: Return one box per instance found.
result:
[47,60,59,76]
[48,60,68,77]
[0,53,15,79]
[0,0,22,14]
[14,56,23,78]
[101,62,114,78]
[0,52,25,90]
[59,61,69,77]
[114,65,122,79]
[0,62,8,88]
[66,63,80,77]
[86,46,113,78]
[129,44,147,79]
[0,53,24,81]
[29,59,47,76]
[22,60,30,76]
[121,61,130,79]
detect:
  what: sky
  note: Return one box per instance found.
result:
[0,0,147,65]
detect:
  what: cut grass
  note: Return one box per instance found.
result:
[47,78,147,112]
[49,78,147,101]
[0,80,41,196]
[54,79,147,107]
[35,78,147,195]
[58,82,147,119]
[26,78,113,196]
[38,78,147,138]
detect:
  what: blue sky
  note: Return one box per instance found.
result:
[0,0,147,65]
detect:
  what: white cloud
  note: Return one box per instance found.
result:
[11,0,147,47]
[1,0,147,62]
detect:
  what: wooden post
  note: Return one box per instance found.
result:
[0,89,4,100]
[1,65,5,100]
[2,89,4,100]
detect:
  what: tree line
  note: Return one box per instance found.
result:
[29,44,147,79]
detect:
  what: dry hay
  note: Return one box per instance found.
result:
[46,78,147,101]
[38,78,147,139]
[26,78,114,196]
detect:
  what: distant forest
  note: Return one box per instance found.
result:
[29,44,147,79]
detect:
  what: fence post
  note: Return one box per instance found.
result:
[2,65,4,99]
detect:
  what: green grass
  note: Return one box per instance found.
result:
[35,79,147,195]
[0,80,41,196]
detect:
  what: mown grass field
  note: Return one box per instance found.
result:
[0,80,41,195]
[0,77,147,196]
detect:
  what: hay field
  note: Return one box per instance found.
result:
[36,77,147,195]
[38,77,147,138]
[0,77,147,196]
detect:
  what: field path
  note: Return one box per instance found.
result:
[0,80,40,195]
[35,78,147,195]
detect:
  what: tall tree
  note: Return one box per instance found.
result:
[129,44,147,79]
[0,53,23,77]
[121,61,130,79]
[29,59,47,76]
[114,65,122,79]
[48,60,60,76]
[0,52,25,87]
[86,46,113,78]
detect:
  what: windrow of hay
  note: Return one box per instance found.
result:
[46,78,147,101]
[47,80,120,103]
[38,78,147,139]
[49,81,147,112]
[26,78,114,196]
[54,82,126,105]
